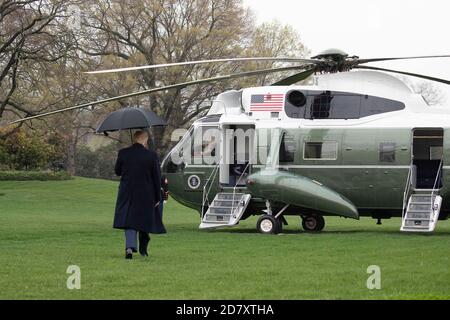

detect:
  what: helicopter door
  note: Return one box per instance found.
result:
[412,128,443,189]
[219,124,255,187]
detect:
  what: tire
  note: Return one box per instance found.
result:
[302,215,325,232]
[257,215,282,234]
[276,217,283,233]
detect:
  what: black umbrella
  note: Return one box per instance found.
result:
[96,107,166,134]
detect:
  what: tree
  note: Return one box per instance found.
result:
[75,0,309,154]
[1,0,310,175]
[240,20,310,87]
[0,1,116,173]
[399,76,445,106]
[0,0,75,128]
[410,82,444,106]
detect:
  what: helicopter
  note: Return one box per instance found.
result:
[10,48,450,234]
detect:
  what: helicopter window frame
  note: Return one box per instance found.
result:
[303,141,338,161]
[279,132,297,164]
[285,90,405,120]
[379,142,396,163]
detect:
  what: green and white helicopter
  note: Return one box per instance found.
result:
[12,49,450,234]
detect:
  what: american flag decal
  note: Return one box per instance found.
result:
[250,93,284,112]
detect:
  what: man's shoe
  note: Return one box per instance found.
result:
[125,248,133,259]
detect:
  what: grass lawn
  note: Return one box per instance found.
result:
[0,177,449,299]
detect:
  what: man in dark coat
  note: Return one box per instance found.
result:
[114,130,166,259]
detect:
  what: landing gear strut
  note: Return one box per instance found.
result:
[256,201,288,234]
[301,215,325,232]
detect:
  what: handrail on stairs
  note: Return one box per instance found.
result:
[201,156,222,221]
[430,158,443,222]
[230,162,251,219]
[402,164,413,220]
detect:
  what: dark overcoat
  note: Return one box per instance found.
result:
[113,143,166,234]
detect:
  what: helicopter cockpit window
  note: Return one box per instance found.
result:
[279,133,296,163]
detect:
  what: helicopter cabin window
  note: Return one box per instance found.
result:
[361,96,405,117]
[379,142,396,162]
[304,141,338,160]
[310,91,362,119]
[279,133,296,163]
[285,90,405,119]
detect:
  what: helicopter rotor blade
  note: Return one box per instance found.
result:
[85,57,320,74]
[271,68,316,86]
[10,64,312,124]
[354,65,450,85]
[357,55,450,65]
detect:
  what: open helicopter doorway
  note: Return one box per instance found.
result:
[219,124,255,188]
[412,128,443,190]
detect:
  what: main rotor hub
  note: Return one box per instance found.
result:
[311,48,350,61]
[312,48,360,73]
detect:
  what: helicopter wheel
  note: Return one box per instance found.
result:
[257,215,282,234]
[301,214,325,232]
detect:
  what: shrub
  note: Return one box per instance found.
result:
[0,170,72,181]
[0,130,58,171]
[75,143,119,180]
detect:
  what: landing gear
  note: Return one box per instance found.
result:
[257,215,282,234]
[301,215,325,232]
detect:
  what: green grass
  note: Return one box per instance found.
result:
[0,177,449,299]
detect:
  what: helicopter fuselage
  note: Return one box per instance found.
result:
[161,71,450,229]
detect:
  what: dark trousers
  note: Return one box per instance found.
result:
[125,229,150,251]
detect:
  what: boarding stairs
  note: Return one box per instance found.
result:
[401,160,443,232]
[199,161,251,229]
[200,192,251,229]
[401,191,442,232]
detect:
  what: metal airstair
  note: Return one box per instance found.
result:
[200,161,252,229]
[401,191,442,232]
[401,160,443,232]
[200,192,251,229]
